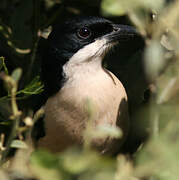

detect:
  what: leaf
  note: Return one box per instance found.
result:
[17,76,44,96]
[95,124,122,138]
[11,68,22,82]
[144,40,165,81]
[30,150,63,180]
[0,57,9,74]
[61,148,99,174]
[101,0,127,16]
[61,147,115,175]
[10,140,28,149]
[101,0,164,16]
[31,150,59,168]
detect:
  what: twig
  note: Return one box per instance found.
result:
[0,72,22,165]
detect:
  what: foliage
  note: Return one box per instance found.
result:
[0,0,179,180]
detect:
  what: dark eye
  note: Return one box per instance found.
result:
[77,27,91,39]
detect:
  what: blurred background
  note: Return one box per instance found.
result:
[0,0,179,179]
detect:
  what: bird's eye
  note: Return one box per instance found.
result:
[77,27,91,39]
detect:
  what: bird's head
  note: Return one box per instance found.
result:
[41,16,139,96]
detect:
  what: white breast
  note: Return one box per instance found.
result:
[38,64,129,154]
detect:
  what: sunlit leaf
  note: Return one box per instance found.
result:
[62,148,100,174]
[144,40,165,81]
[10,140,28,149]
[101,0,164,16]
[30,150,64,180]
[11,68,22,82]
[94,124,122,139]
[61,147,116,175]
[31,150,59,168]
[101,0,127,16]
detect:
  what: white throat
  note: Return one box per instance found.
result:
[62,38,112,80]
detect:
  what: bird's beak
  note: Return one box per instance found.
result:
[104,24,139,43]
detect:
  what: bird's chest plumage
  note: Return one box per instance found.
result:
[38,69,129,153]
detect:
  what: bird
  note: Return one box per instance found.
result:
[37,16,138,154]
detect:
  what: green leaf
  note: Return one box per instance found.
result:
[31,150,59,169]
[101,0,164,16]
[144,40,165,81]
[30,150,69,180]
[0,57,9,74]
[61,147,115,175]
[101,0,127,16]
[17,76,44,96]
[11,68,22,82]
[95,124,122,139]
[61,148,98,174]
[10,140,28,149]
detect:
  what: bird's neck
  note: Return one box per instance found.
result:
[62,56,103,82]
